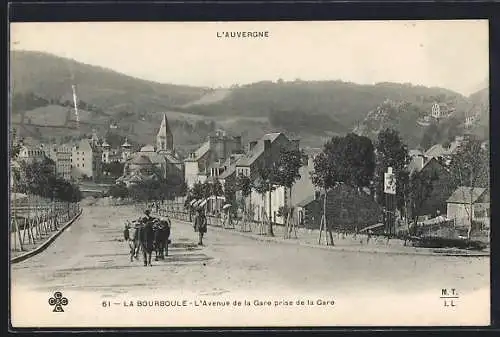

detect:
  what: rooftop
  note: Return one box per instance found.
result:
[140,144,156,152]
[447,186,489,204]
[296,194,316,207]
[186,141,210,162]
[425,144,447,158]
[236,132,283,167]
[408,149,424,158]
[157,113,172,137]
[129,154,153,166]
[122,138,132,148]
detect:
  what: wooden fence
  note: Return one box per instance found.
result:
[10,201,81,252]
[142,201,279,234]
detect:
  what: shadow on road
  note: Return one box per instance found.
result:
[81,240,214,268]
[161,253,213,264]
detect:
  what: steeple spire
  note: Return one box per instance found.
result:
[156,113,173,152]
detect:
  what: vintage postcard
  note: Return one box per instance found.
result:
[9,20,490,327]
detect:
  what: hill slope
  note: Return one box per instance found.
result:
[10,51,487,150]
[177,80,472,147]
[10,50,208,115]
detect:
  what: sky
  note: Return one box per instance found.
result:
[10,20,489,95]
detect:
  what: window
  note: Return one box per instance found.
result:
[77,164,79,167]
[82,163,85,167]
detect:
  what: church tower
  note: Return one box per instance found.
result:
[156,113,173,152]
[121,138,132,162]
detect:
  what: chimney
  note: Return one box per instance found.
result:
[263,139,272,167]
[249,141,258,151]
[233,136,242,152]
[264,139,271,152]
[315,190,321,200]
[416,156,424,171]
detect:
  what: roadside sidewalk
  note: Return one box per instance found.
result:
[10,209,83,263]
[172,217,489,257]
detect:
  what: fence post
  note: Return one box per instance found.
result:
[35,211,40,240]
[21,218,27,247]
[17,218,23,251]
[42,211,47,235]
[28,216,35,245]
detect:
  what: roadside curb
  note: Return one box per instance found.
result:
[173,218,489,258]
[11,209,84,264]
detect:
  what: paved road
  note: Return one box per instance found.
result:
[10,205,490,326]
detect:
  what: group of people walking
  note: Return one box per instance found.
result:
[123,207,209,266]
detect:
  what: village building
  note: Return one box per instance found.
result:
[101,140,113,163]
[41,143,73,181]
[233,132,300,225]
[71,138,103,181]
[215,153,246,188]
[42,144,59,163]
[407,155,453,218]
[184,129,242,189]
[293,148,322,227]
[118,113,184,187]
[18,144,47,164]
[465,114,477,128]
[118,154,158,187]
[423,136,464,166]
[446,186,490,229]
[54,144,72,181]
[10,160,21,190]
[235,133,298,179]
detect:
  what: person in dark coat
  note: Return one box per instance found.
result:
[193,208,207,246]
[139,210,155,266]
[143,209,154,223]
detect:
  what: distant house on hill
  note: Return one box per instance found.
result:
[446,186,490,228]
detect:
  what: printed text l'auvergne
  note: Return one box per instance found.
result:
[217,31,270,39]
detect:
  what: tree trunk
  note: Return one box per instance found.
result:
[288,186,293,235]
[325,189,334,245]
[267,185,274,236]
[467,187,473,240]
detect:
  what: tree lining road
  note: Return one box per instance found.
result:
[11,205,489,298]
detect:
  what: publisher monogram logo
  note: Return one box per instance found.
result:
[49,291,69,312]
